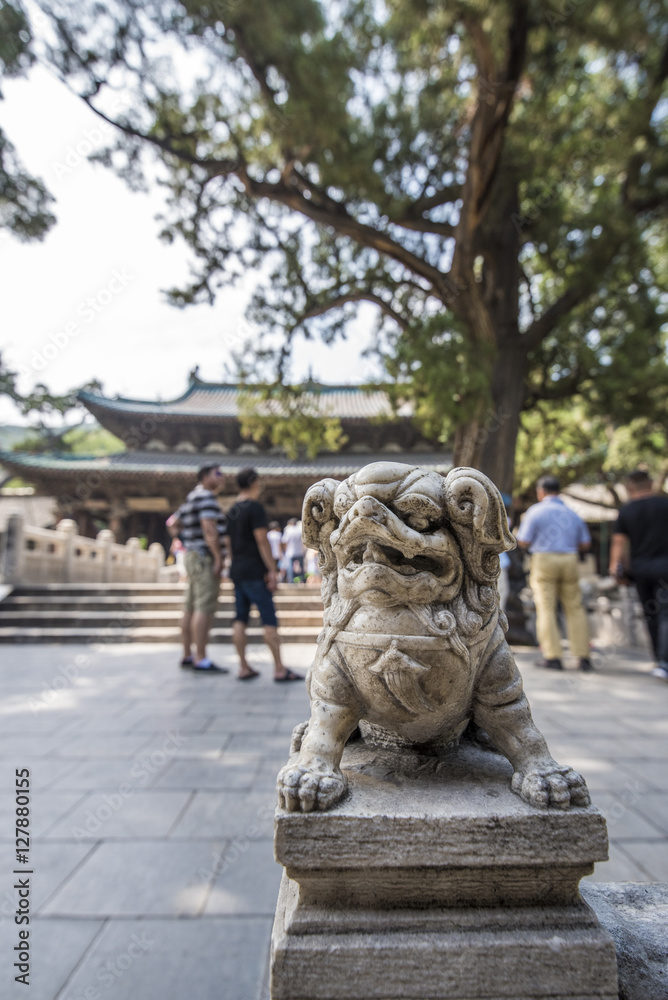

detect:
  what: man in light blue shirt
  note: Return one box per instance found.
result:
[516,475,592,671]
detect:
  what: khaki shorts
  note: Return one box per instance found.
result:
[184,550,220,616]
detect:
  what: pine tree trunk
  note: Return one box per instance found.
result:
[451,351,526,496]
[452,167,526,498]
[477,345,527,496]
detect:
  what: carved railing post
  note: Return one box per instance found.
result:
[56,519,77,584]
[125,537,140,581]
[1,512,26,584]
[148,541,165,582]
[96,529,115,583]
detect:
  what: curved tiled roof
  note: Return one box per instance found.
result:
[0,450,452,480]
[79,378,407,421]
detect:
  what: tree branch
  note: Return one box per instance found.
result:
[390,217,456,238]
[301,291,410,331]
[522,284,590,350]
[239,166,462,307]
[82,98,241,175]
[399,185,462,217]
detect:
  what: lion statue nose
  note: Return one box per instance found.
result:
[350,496,385,521]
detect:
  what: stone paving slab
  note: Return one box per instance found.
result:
[153,754,264,791]
[40,840,222,917]
[204,839,285,916]
[0,641,665,999]
[53,917,273,1000]
[0,918,104,1000]
[44,790,194,841]
[170,790,275,840]
[20,840,97,911]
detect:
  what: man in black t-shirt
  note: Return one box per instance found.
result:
[610,470,668,681]
[226,468,303,682]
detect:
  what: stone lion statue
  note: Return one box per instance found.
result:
[277,462,590,813]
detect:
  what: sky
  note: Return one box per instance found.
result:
[0,65,382,426]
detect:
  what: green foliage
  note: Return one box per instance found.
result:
[0,354,100,419]
[25,0,668,484]
[515,400,610,494]
[62,424,125,454]
[515,401,668,495]
[0,354,106,451]
[0,424,34,450]
[0,0,56,240]
[11,421,122,455]
[238,385,348,459]
[383,314,496,443]
[603,417,667,481]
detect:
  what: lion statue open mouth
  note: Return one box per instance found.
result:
[277,462,590,813]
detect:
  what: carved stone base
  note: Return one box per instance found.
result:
[270,739,618,1000]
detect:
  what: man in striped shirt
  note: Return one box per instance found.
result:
[170,464,229,673]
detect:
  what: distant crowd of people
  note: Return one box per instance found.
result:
[166,464,305,680]
[165,462,668,685]
[267,519,321,585]
[516,470,668,681]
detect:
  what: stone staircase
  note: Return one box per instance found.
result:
[0,582,324,643]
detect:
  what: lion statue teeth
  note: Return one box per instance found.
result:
[277,462,590,814]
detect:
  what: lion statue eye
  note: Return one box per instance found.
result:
[334,494,353,517]
[407,514,431,532]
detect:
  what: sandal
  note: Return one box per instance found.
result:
[238,668,261,681]
[274,669,305,683]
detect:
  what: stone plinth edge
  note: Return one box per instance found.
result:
[271,873,618,1000]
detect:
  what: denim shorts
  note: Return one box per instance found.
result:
[233,579,278,627]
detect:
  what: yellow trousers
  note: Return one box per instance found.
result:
[529,552,589,660]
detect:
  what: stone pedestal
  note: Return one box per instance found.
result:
[271,738,619,1000]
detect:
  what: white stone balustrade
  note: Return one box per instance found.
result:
[0,513,166,585]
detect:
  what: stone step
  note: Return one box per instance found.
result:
[0,609,323,628]
[0,626,320,644]
[12,583,188,596]
[11,582,315,596]
[0,582,324,642]
[1,595,324,612]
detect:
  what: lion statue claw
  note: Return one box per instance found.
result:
[277,761,347,813]
[277,463,590,813]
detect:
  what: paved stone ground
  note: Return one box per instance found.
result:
[0,640,666,1000]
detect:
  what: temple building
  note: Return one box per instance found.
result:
[0,376,452,546]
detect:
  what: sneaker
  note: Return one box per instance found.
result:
[578,658,594,673]
[536,658,563,670]
[192,659,230,674]
[180,656,194,668]
[650,666,668,681]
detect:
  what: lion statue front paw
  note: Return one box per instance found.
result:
[277,761,347,812]
[511,766,591,810]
